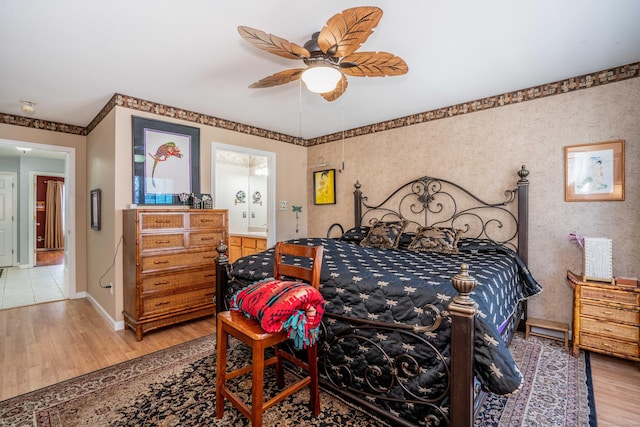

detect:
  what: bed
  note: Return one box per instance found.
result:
[215,165,541,427]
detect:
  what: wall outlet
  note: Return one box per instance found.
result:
[279,200,288,210]
[109,283,113,295]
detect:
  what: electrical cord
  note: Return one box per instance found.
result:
[99,235,123,289]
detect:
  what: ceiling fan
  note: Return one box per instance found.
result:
[238,6,408,101]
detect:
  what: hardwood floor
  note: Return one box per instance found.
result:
[589,352,640,427]
[0,299,638,426]
[0,299,215,401]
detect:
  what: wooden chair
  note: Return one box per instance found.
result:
[216,242,324,426]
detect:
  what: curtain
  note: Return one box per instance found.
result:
[45,180,64,249]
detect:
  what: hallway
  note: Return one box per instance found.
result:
[0,264,66,309]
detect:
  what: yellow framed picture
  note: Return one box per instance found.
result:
[565,140,624,202]
[313,169,336,205]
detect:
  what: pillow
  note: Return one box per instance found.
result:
[407,226,463,254]
[340,226,370,244]
[230,278,325,349]
[359,220,407,249]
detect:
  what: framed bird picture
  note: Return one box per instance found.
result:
[132,117,200,205]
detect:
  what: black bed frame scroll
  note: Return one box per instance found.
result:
[215,165,530,427]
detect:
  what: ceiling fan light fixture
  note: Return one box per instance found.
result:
[301,66,342,93]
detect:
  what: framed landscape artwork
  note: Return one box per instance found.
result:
[132,117,200,205]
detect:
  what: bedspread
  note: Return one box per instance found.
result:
[227,237,541,398]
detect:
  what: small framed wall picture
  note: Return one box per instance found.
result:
[90,189,101,230]
[313,169,336,205]
[565,140,624,202]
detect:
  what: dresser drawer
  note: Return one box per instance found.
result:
[190,212,226,228]
[141,287,215,316]
[581,301,639,324]
[581,333,640,358]
[140,233,185,252]
[257,239,267,250]
[188,230,226,248]
[581,286,639,305]
[140,213,184,230]
[229,236,242,246]
[580,317,639,341]
[140,269,215,294]
[141,250,218,273]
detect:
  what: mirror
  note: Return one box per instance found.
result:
[213,147,272,237]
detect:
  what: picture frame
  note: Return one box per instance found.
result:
[132,116,200,205]
[90,189,101,230]
[313,169,336,205]
[565,140,624,202]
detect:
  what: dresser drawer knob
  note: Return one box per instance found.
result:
[154,280,169,286]
[603,327,613,332]
[153,260,169,265]
[203,255,216,259]
[603,311,613,315]
[156,240,170,244]
[200,237,214,241]
[155,219,171,223]
[155,301,170,306]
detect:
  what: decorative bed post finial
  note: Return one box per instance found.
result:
[354,181,362,227]
[451,263,478,307]
[518,165,529,184]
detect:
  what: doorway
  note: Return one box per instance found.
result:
[34,174,65,267]
[0,139,76,309]
[212,143,276,248]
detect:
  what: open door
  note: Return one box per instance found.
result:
[35,175,65,267]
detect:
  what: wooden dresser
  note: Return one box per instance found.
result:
[228,234,267,263]
[568,271,639,362]
[123,208,228,340]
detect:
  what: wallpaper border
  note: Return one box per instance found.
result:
[2,62,638,145]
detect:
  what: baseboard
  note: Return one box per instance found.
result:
[85,293,125,331]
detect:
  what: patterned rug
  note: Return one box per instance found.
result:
[0,333,595,427]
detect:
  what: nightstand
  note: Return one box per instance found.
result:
[567,270,639,362]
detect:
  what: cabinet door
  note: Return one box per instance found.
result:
[229,245,242,263]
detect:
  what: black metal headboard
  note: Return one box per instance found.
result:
[352,165,530,261]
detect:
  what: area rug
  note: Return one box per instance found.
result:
[0,333,595,427]
[475,334,596,427]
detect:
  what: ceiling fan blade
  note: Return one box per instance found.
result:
[340,52,408,77]
[320,74,348,102]
[248,68,305,88]
[318,6,382,58]
[238,26,310,60]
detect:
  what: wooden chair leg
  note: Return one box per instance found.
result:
[251,342,266,427]
[215,324,228,419]
[308,344,320,415]
[274,344,285,389]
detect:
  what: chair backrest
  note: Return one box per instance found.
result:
[273,242,323,289]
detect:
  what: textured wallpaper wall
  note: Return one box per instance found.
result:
[307,78,639,325]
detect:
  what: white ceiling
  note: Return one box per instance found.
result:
[1,0,639,141]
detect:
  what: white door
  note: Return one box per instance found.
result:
[0,173,16,267]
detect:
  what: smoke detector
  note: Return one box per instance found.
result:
[20,99,36,114]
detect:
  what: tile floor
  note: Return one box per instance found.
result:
[0,265,67,310]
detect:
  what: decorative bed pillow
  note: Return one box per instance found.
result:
[360,220,407,249]
[340,226,370,244]
[407,226,463,254]
[230,278,325,349]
